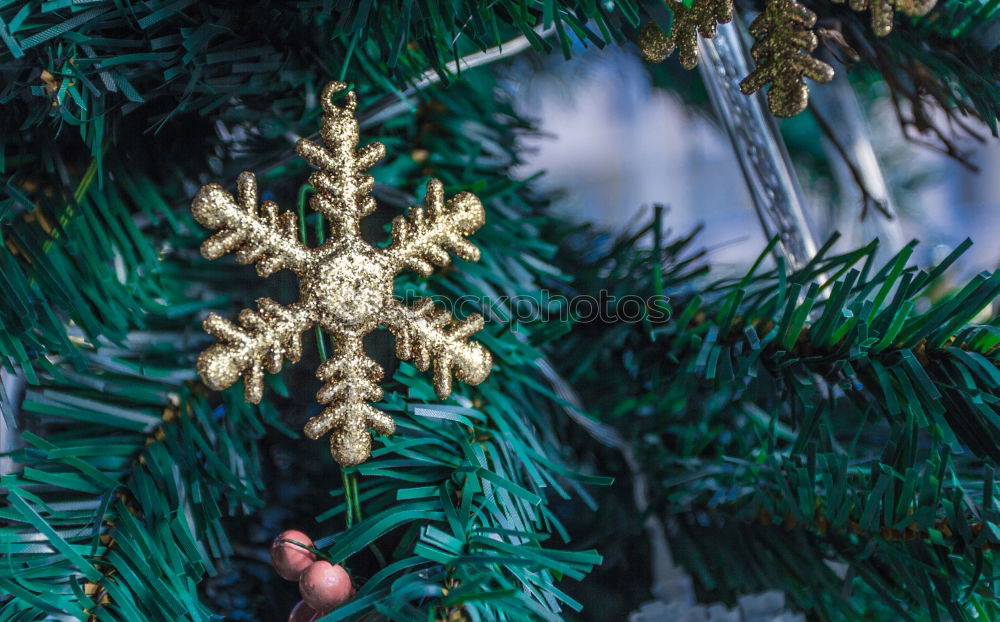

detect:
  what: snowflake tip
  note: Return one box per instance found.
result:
[305,402,395,466]
[191,183,230,229]
[198,341,242,391]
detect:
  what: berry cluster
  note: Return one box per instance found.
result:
[270,529,354,621]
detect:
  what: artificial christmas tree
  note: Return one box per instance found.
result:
[1,2,998,621]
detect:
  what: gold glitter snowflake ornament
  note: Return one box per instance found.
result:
[832,0,937,36]
[192,82,493,466]
[739,0,834,117]
[639,0,734,69]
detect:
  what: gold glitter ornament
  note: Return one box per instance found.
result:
[831,0,937,36]
[639,22,674,63]
[192,82,493,466]
[639,0,734,69]
[739,0,835,118]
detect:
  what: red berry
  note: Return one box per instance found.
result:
[299,560,352,611]
[271,530,317,581]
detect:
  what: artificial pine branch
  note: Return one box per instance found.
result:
[1,0,996,185]
[556,221,1000,620]
[0,345,271,620]
[0,60,605,619]
[2,2,999,620]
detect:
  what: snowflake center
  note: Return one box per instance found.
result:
[303,243,391,330]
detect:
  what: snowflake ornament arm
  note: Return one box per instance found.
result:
[192,172,315,403]
[303,334,397,466]
[293,85,386,239]
[380,176,491,399]
[385,178,483,276]
[192,81,494,466]
[383,298,491,400]
[192,171,312,276]
[198,299,313,404]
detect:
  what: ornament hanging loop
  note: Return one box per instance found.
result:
[321,81,356,114]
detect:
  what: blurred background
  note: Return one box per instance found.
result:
[502,41,1000,277]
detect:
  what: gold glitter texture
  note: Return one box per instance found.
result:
[832,0,937,36]
[192,82,493,466]
[739,0,835,118]
[639,22,673,63]
[639,0,734,69]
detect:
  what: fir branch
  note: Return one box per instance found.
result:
[558,221,1000,620]
[808,0,1000,151]
[0,339,273,620]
